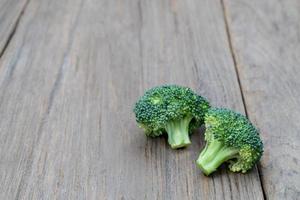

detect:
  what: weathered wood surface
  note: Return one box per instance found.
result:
[6,0,300,199]
[224,0,300,199]
[0,0,28,55]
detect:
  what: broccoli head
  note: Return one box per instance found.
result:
[133,85,210,149]
[196,108,263,175]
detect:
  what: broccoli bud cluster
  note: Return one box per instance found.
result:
[134,85,210,148]
[196,108,263,175]
[133,85,263,175]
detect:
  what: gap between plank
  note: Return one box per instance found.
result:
[0,0,31,60]
[219,0,267,199]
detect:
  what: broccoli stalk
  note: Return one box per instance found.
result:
[196,140,239,175]
[165,116,193,149]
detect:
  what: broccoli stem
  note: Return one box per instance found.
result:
[165,116,193,149]
[196,140,239,175]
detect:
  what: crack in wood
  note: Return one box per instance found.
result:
[220,0,267,199]
[0,0,30,61]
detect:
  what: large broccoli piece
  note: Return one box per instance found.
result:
[134,85,210,149]
[196,108,263,175]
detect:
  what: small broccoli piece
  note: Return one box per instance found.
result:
[134,85,210,149]
[196,108,263,175]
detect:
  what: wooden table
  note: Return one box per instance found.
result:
[0,0,299,199]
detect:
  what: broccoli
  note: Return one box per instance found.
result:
[133,85,210,149]
[196,108,263,175]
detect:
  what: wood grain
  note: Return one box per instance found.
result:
[224,0,300,199]
[0,0,28,55]
[0,0,264,199]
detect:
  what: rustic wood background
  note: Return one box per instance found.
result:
[0,0,299,199]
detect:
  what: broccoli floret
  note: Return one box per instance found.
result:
[196,108,263,175]
[134,85,210,149]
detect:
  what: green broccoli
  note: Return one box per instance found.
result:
[134,85,210,149]
[196,108,263,175]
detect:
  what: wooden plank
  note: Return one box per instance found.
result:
[0,0,264,199]
[223,0,300,199]
[0,0,28,55]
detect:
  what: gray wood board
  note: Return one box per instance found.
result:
[0,0,264,199]
[0,0,28,55]
[224,0,300,199]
